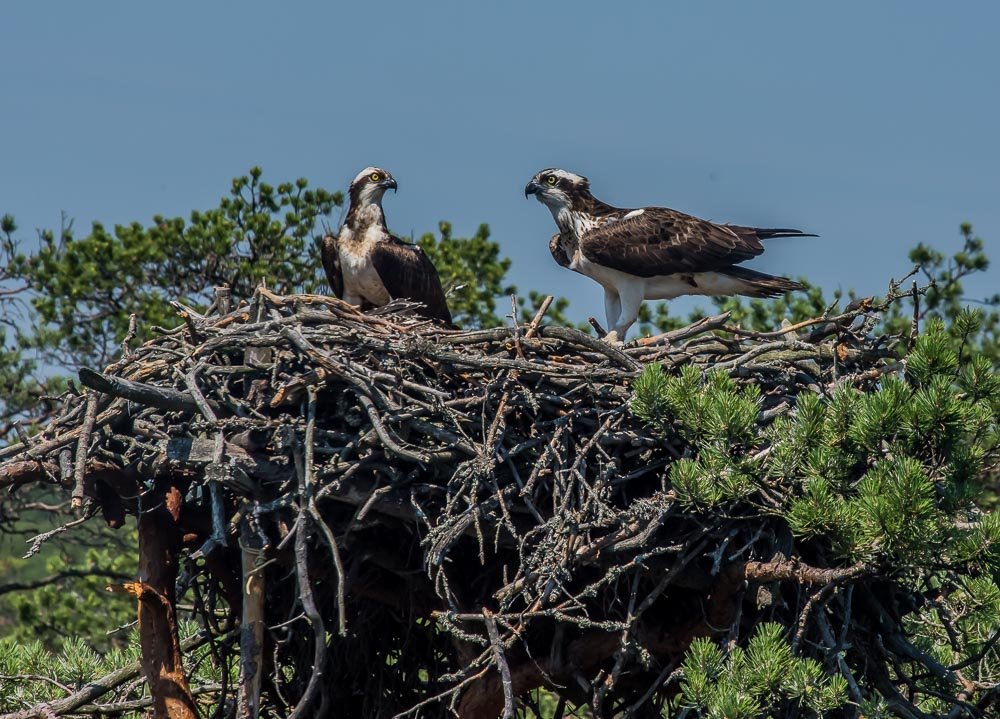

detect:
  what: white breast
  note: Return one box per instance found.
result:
[337,219,392,306]
[341,251,391,306]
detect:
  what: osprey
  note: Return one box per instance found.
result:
[322,167,453,325]
[525,169,814,341]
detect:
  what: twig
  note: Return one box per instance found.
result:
[908,279,920,351]
[287,411,328,719]
[23,513,93,559]
[816,610,864,705]
[483,609,516,719]
[0,568,132,598]
[527,295,554,338]
[305,388,347,636]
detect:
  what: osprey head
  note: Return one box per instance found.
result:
[349,166,398,207]
[524,169,590,212]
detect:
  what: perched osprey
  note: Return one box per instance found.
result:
[525,169,814,341]
[322,167,453,325]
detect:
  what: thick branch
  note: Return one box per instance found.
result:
[79,367,219,414]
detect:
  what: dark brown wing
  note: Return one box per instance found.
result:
[549,233,571,268]
[579,208,765,278]
[370,236,453,324]
[320,234,344,298]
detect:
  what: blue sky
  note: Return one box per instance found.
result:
[3,2,997,324]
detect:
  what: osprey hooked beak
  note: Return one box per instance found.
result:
[524,179,541,198]
[383,177,398,193]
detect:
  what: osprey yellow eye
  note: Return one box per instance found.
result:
[370,172,381,182]
[547,176,557,186]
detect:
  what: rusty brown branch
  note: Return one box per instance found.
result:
[137,483,197,719]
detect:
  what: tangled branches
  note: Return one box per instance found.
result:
[1,284,997,719]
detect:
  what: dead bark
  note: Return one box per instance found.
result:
[79,366,218,414]
[137,482,197,719]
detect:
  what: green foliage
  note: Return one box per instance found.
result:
[631,362,675,428]
[0,528,137,652]
[898,572,1000,715]
[0,633,141,710]
[903,223,1000,363]
[418,221,516,328]
[792,319,996,564]
[785,477,849,541]
[0,215,58,437]
[0,621,226,713]
[13,168,340,366]
[637,315,998,563]
[676,624,848,718]
[637,307,1000,715]
[633,365,763,507]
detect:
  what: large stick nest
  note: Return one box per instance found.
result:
[1,288,903,718]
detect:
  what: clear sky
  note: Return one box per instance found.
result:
[3,2,997,324]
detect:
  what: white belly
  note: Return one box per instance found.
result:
[341,248,391,306]
[645,271,753,299]
[569,252,640,290]
[570,251,745,300]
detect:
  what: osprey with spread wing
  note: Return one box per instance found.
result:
[525,168,814,341]
[322,166,453,325]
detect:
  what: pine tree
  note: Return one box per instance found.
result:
[630,314,1000,717]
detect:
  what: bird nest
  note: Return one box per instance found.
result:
[0,287,903,718]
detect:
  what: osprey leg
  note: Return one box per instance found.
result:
[610,283,644,340]
[603,289,622,335]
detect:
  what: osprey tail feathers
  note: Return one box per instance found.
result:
[721,266,804,298]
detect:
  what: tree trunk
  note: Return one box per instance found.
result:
[137,482,198,719]
[237,520,266,719]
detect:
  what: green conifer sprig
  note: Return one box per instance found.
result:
[632,312,999,715]
[677,624,849,718]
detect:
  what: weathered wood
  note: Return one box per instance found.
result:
[214,285,232,315]
[237,519,266,719]
[78,367,218,414]
[71,392,98,507]
[161,437,280,489]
